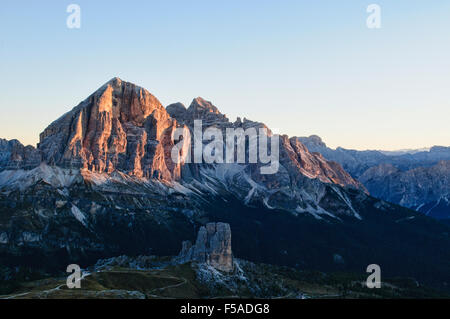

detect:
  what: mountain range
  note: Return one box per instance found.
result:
[1,78,450,294]
[299,135,450,220]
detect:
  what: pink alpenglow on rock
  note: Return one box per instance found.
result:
[38,77,182,181]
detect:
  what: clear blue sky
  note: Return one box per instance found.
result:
[1,0,449,150]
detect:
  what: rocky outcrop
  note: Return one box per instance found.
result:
[166,102,188,122]
[176,222,234,272]
[167,98,227,127]
[0,139,41,171]
[283,137,366,191]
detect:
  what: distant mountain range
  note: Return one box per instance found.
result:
[1,78,450,294]
[379,148,431,156]
[299,135,450,219]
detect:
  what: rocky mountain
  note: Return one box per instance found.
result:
[1,78,365,217]
[38,77,182,180]
[0,139,40,171]
[1,78,450,292]
[360,161,450,219]
[299,135,450,178]
[299,135,450,219]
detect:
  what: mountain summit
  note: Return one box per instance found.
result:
[5,78,364,198]
[38,78,181,180]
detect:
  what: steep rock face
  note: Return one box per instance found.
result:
[166,102,188,122]
[298,135,389,177]
[0,79,387,265]
[360,161,450,218]
[285,137,366,191]
[166,98,366,218]
[0,139,41,171]
[0,78,367,224]
[166,99,363,190]
[167,97,229,127]
[299,135,450,178]
[176,222,233,272]
[1,79,366,222]
[38,78,181,181]
[299,135,450,219]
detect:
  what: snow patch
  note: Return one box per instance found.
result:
[0,232,8,244]
[331,186,362,220]
[425,197,442,216]
[0,164,81,191]
[71,205,87,227]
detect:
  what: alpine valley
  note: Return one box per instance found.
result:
[1,78,450,298]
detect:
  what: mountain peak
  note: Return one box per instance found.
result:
[165,97,228,125]
[96,77,124,93]
[188,97,221,115]
[166,102,187,121]
[109,76,123,83]
[103,76,123,86]
[297,135,327,148]
[84,77,166,121]
[38,78,178,179]
[96,77,148,96]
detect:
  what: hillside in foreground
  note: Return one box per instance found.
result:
[1,255,447,299]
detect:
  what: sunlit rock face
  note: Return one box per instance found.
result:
[38,78,182,181]
[176,222,234,272]
[0,77,373,266]
[35,77,365,206]
[2,78,367,220]
[2,78,450,289]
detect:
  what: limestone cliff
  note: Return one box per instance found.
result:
[38,78,182,181]
[2,78,367,220]
[176,222,234,272]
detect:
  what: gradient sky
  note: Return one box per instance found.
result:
[1,0,449,150]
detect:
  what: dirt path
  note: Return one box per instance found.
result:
[1,269,188,299]
[147,276,188,297]
[1,271,91,299]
